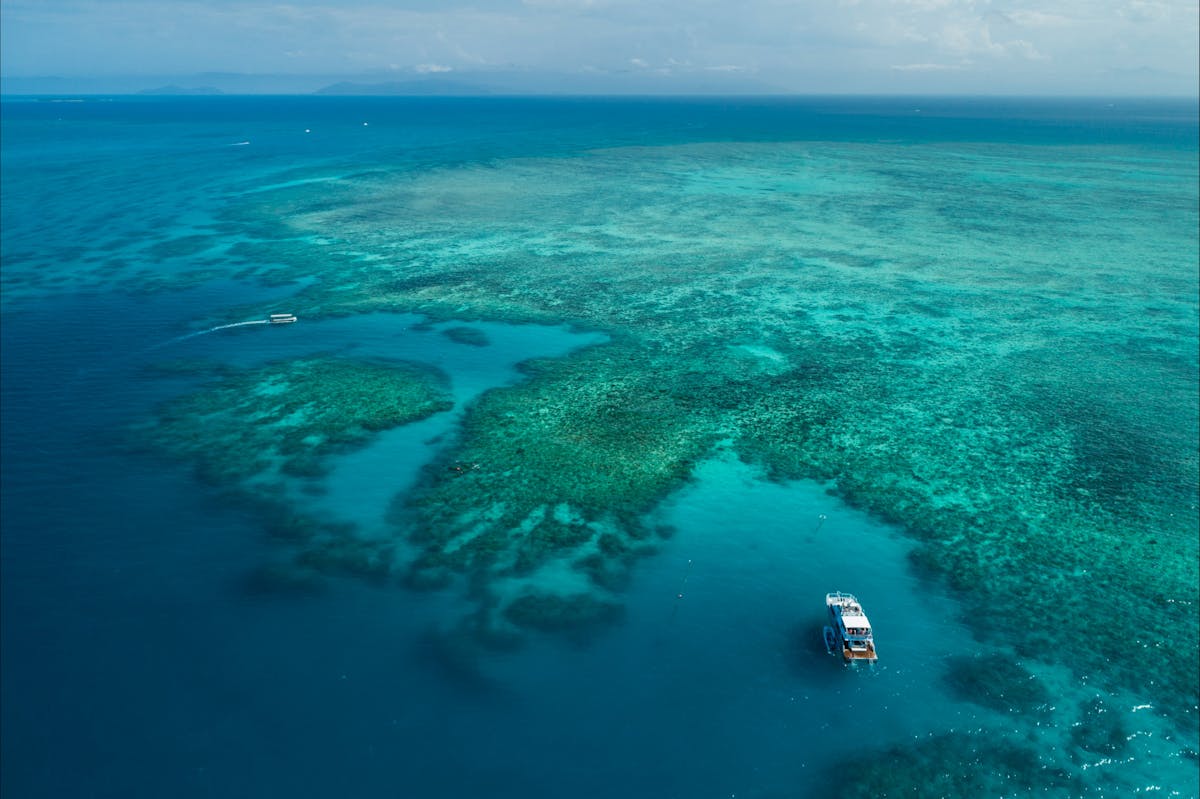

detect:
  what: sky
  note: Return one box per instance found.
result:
[1,0,1198,94]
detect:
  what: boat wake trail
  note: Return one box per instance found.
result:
[146,319,272,352]
[60,314,298,401]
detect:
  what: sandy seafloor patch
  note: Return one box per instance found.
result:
[2,96,1197,797]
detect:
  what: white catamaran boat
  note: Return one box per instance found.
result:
[269,313,298,324]
[824,591,878,665]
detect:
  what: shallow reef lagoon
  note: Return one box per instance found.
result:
[2,95,1198,798]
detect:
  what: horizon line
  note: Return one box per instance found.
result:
[3,91,1198,99]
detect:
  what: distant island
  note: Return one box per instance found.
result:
[314,79,492,96]
[138,85,224,96]
[1,68,787,97]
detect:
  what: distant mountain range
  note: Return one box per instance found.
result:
[4,66,1198,98]
[1,68,785,97]
[138,85,225,96]
[311,70,783,96]
[314,79,492,96]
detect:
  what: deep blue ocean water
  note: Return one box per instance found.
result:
[2,96,1198,798]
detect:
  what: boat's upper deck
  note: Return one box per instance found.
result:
[828,593,873,638]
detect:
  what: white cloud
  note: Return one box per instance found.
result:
[416,63,453,73]
[1005,9,1072,28]
[521,0,600,7]
[890,62,966,71]
[0,0,1195,94]
[896,0,956,10]
[1121,0,1173,23]
[1008,39,1048,61]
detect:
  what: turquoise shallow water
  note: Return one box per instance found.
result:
[2,96,1198,797]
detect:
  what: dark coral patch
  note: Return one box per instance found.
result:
[442,325,491,347]
[942,653,1051,714]
[503,592,625,634]
[816,730,1076,799]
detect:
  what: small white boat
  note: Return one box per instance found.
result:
[269,313,298,324]
[824,591,877,664]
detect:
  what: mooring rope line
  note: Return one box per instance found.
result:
[668,558,694,622]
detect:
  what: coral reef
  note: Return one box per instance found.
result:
[942,653,1051,714]
[8,102,1198,799]
[397,339,718,632]
[134,355,453,489]
[106,138,1196,738]
[502,591,625,635]
[1069,697,1129,759]
[442,326,491,347]
[131,355,453,582]
[813,730,1076,799]
[240,560,328,597]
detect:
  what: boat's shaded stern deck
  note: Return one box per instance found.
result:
[843,645,877,662]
